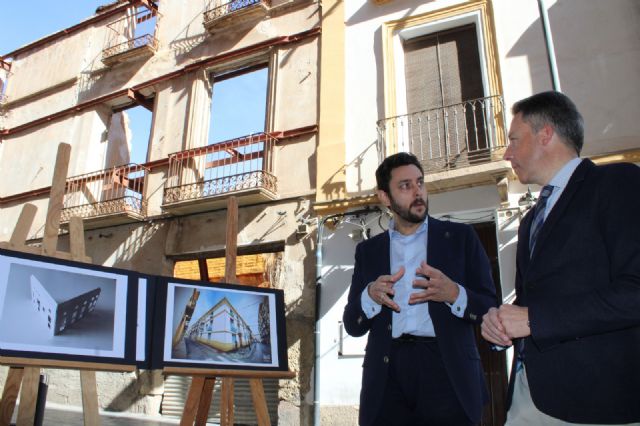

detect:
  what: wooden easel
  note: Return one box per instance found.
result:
[172,197,294,426]
[0,143,134,426]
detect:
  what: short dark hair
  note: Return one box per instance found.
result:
[512,91,584,155]
[375,152,424,193]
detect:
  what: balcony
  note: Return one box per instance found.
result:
[203,0,270,33]
[61,164,148,228]
[102,7,160,66]
[377,95,513,192]
[162,133,277,214]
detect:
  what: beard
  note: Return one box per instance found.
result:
[389,196,428,224]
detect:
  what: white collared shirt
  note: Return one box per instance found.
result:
[360,218,467,337]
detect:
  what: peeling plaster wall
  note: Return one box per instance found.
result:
[0,1,320,422]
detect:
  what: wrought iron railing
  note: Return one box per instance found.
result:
[103,6,159,62]
[204,0,270,23]
[377,95,508,172]
[163,133,277,205]
[61,164,148,222]
[103,34,159,60]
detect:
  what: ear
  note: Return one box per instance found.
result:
[538,124,555,146]
[377,189,391,208]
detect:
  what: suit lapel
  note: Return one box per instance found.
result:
[528,159,593,265]
[426,217,445,270]
[425,217,451,326]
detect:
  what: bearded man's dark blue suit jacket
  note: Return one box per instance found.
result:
[508,159,640,424]
[343,216,497,426]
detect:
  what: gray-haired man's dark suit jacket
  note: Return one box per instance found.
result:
[508,159,640,424]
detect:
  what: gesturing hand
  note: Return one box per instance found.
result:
[368,267,404,312]
[409,261,459,304]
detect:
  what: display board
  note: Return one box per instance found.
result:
[0,248,288,372]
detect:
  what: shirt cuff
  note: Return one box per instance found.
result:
[447,283,467,318]
[360,282,381,319]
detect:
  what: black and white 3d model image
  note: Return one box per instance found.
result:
[30,274,101,336]
[0,252,128,359]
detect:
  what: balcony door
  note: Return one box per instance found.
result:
[403,24,488,171]
[205,66,269,194]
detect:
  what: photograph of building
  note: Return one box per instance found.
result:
[167,283,278,368]
[0,0,638,424]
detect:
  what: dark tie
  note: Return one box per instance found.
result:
[529,185,554,255]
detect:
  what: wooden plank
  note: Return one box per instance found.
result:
[0,357,136,372]
[220,377,234,426]
[16,367,39,426]
[0,367,24,426]
[8,204,37,248]
[180,376,205,426]
[69,216,89,262]
[162,367,295,379]
[224,196,238,283]
[194,377,215,426]
[80,370,101,426]
[0,243,91,262]
[250,378,271,426]
[42,143,71,257]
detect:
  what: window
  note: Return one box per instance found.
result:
[403,24,488,170]
[209,66,269,144]
[106,104,153,167]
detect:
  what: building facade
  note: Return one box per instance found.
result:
[314,0,640,425]
[1,0,320,424]
[1,0,639,425]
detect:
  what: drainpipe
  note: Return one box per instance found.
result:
[313,216,324,426]
[538,0,562,91]
[313,213,337,426]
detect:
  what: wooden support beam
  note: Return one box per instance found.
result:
[80,371,100,426]
[8,204,37,248]
[250,378,271,426]
[197,258,209,281]
[16,367,39,426]
[195,378,216,425]
[180,376,205,426]
[42,143,71,257]
[127,88,154,111]
[0,367,24,426]
[224,197,238,283]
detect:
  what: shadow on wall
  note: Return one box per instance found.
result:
[317,211,387,321]
[506,4,554,95]
[320,140,378,201]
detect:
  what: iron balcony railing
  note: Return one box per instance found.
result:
[103,6,159,63]
[377,95,508,172]
[163,133,277,205]
[61,163,148,222]
[204,0,270,23]
[103,34,159,60]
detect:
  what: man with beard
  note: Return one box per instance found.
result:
[343,152,497,426]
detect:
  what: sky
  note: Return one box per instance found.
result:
[1,0,267,166]
[0,1,107,56]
